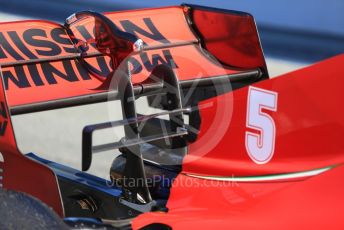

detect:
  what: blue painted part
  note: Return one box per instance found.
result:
[63,217,103,224]
[26,153,122,197]
[63,217,114,228]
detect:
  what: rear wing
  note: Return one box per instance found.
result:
[0,4,267,115]
[0,4,267,214]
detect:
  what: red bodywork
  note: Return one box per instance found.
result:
[133,53,344,229]
[0,4,342,229]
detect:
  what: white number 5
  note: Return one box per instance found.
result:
[245,86,278,164]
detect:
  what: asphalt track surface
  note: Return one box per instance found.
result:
[1,12,306,179]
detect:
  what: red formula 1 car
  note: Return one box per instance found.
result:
[0,4,343,229]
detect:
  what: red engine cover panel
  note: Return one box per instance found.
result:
[133,54,344,229]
